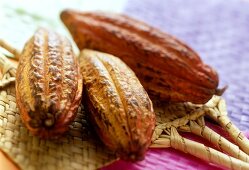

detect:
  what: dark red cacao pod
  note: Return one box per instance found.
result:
[61,10,219,104]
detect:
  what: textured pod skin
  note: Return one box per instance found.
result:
[80,49,155,161]
[61,10,219,104]
[16,28,83,138]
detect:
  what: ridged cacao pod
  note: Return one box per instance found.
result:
[61,10,219,104]
[80,49,155,161]
[16,28,83,138]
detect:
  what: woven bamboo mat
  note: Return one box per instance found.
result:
[1,56,249,170]
[0,64,248,170]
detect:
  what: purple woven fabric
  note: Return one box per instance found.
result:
[123,0,249,130]
[103,0,249,169]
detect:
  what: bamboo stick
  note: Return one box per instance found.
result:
[206,98,249,155]
[189,120,249,162]
[0,40,19,60]
[0,76,15,88]
[205,95,221,108]
[0,53,16,77]
[151,138,171,148]
[151,127,249,169]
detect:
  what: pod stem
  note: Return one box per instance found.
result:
[215,85,228,96]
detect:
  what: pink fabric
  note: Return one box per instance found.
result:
[102,122,249,170]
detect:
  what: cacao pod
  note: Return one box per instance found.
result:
[80,49,155,161]
[61,10,219,104]
[16,28,83,138]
